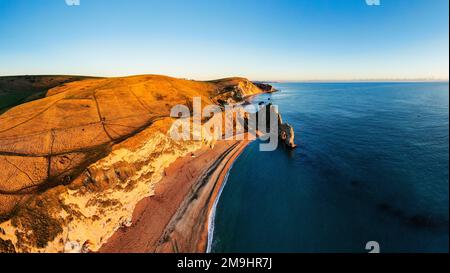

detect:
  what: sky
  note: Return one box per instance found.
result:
[0,0,448,81]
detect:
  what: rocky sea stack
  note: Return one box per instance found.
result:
[0,75,295,253]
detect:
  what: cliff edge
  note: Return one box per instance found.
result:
[0,75,268,253]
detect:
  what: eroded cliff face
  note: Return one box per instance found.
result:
[0,119,208,253]
[209,78,264,105]
[0,75,266,253]
[279,122,296,149]
[253,82,277,93]
[253,103,297,149]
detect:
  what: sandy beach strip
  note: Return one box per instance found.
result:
[99,138,251,253]
[198,138,250,252]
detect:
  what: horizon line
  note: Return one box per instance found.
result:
[265,79,450,83]
[0,73,448,83]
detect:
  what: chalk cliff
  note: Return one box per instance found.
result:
[0,75,295,253]
[0,75,267,252]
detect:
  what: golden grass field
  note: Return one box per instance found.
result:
[0,74,265,252]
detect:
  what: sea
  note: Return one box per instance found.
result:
[209,82,449,253]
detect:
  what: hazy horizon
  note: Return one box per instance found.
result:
[0,73,448,83]
[0,0,448,80]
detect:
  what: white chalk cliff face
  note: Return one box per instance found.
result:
[0,75,268,253]
[0,119,208,253]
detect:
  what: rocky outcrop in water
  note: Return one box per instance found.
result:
[253,103,296,149]
[278,122,296,149]
[277,110,296,149]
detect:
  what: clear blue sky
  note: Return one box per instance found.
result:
[0,0,448,81]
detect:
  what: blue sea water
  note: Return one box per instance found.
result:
[210,82,449,253]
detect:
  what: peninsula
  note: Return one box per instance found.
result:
[0,74,293,253]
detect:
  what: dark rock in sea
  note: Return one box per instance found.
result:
[377,202,391,212]
[376,201,445,229]
[279,122,297,149]
[391,209,405,218]
[252,103,297,149]
[377,202,407,219]
[408,214,439,229]
[275,107,296,149]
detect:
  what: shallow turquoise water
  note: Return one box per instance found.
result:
[210,82,449,253]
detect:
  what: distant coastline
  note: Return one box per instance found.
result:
[0,74,272,253]
[261,79,449,84]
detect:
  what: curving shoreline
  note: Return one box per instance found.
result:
[0,75,274,253]
[205,152,235,253]
[200,137,251,253]
[98,95,279,253]
[99,138,251,253]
